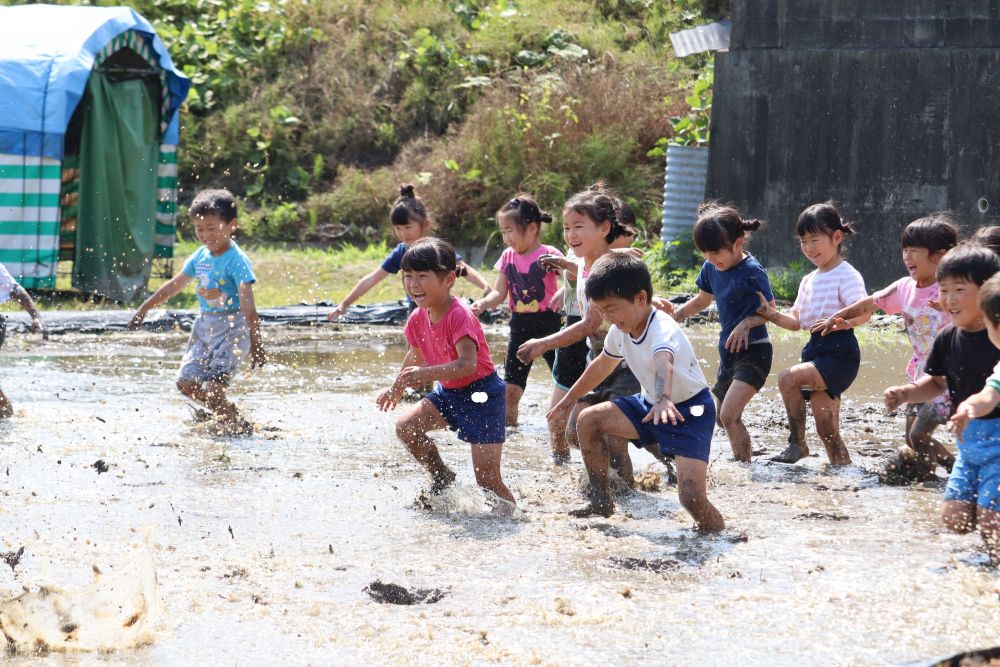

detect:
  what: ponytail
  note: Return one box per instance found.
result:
[693,200,763,252]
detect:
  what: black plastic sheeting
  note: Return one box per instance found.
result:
[0,301,417,335]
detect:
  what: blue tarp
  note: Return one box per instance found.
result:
[0,4,190,158]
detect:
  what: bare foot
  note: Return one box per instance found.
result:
[430,468,457,495]
[551,450,571,466]
[569,501,614,518]
[771,442,809,464]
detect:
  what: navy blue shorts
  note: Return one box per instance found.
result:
[712,342,772,401]
[552,315,590,390]
[424,372,506,445]
[612,388,715,462]
[801,330,860,400]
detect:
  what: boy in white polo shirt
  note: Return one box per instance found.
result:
[548,253,724,531]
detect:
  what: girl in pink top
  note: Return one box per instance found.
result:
[377,238,515,506]
[472,195,563,427]
[756,202,868,465]
[818,214,959,478]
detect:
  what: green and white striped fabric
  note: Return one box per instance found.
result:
[0,154,61,288]
[155,143,177,258]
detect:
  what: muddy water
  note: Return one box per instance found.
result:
[0,323,998,665]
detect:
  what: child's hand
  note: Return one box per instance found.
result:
[376,386,403,412]
[643,398,684,426]
[949,401,975,441]
[327,304,347,321]
[398,365,427,387]
[883,385,908,412]
[928,298,943,312]
[650,296,676,318]
[537,255,568,273]
[546,397,573,424]
[754,292,775,320]
[470,300,487,316]
[548,290,564,313]
[516,339,546,364]
[250,343,267,369]
[725,319,751,352]
[30,317,48,340]
[611,247,645,258]
[812,316,850,336]
[126,310,146,331]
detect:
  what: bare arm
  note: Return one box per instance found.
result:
[950,386,1000,440]
[814,295,878,335]
[671,290,714,322]
[458,261,490,294]
[884,374,948,410]
[128,272,193,329]
[471,273,509,315]
[329,267,391,319]
[402,336,479,385]
[645,350,685,425]
[238,282,266,368]
[377,345,425,412]
[547,352,621,416]
[516,301,602,362]
[10,285,45,336]
[754,292,800,331]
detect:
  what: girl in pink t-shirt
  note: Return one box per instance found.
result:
[472,195,563,427]
[377,238,515,506]
[818,214,959,478]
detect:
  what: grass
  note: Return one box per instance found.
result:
[11,242,497,312]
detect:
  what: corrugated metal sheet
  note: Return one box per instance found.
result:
[661,145,709,244]
[670,20,732,57]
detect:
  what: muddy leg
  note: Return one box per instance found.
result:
[396,399,455,492]
[771,364,815,463]
[505,383,524,428]
[0,388,12,418]
[812,392,851,465]
[564,402,586,450]
[177,379,210,406]
[607,436,634,488]
[719,380,758,462]
[203,380,238,422]
[548,386,571,464]
[674,455,724,532]
[569,403,640,517]
[979,508,1000,567]
[470,443,515,504]
[942,500,977,534]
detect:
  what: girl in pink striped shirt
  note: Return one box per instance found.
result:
[756,203,867,465]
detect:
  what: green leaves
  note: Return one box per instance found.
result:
[669,59,713,147]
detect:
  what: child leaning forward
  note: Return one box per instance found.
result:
[129,189,266,433]
[377,238,515,506]
[549,254,724,532]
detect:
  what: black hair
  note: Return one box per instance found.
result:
[935,243,1000,286]
[390,183,431,228]
[980,273,1000,326]
[563,183,627,243]
[693,201,763,253]
[796,202,855,253]
[496,194,553,230]
[900,213,959,254]
[400,237,456,276]
[972,225,1000,258]
[190,189,238,223]
[616,198,636,228]
[584,253,654,302]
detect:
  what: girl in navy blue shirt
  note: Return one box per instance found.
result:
[655,203,775,462]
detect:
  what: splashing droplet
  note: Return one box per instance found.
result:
[471,392,488,404]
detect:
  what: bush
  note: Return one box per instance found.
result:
[768,259,810,302]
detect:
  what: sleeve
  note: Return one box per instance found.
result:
[603,326,624,358]
[923,329,948,377]
[872,278,904,314]
[230,251,257,285]
[649,316,682,356]
[181,250,200,277]
[380,244,405,274]
[840,266,867,306]
[0,264,17,303]
[792,274,809,315]
[494,248,510,272]
[749,264,774,303]
[403,311,419,348]
[446,305,483,351]
[694,261,713,294]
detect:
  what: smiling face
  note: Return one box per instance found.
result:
[702,236,745,272]
[938,276,985,331]
[562,209,611,261]
[192,213,237,255]
[499,214,538,254]
[798,230,843,270]
[901,246,944,287]
[591,293,649,337]
[392,218,429,245]
[402,268,454,311]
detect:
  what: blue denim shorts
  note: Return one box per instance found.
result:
[178,312,251,385]
[944,419,1000,510]
[612,388,715,462]
[425,372,506,445]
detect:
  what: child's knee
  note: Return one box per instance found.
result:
[777,368,797,391]
[941,507,974,534]
[718,405,741,429]
[677,478,707,510]
[395,415,420,441]
[576,407,602,437]
[176,379,196,396]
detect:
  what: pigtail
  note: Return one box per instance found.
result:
[741,218,764,232]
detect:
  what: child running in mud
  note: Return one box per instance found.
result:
[548,254,723,531]
[755,202,867,465]
[328,184,489,319]
[516,186,635,473]
[376,238,515,506]
[884,246,1000,563]
[0,263,47,417]
[470,196,563,427]
[818,214,958,478]
[654,203,773,462]
[128,189,266,433]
